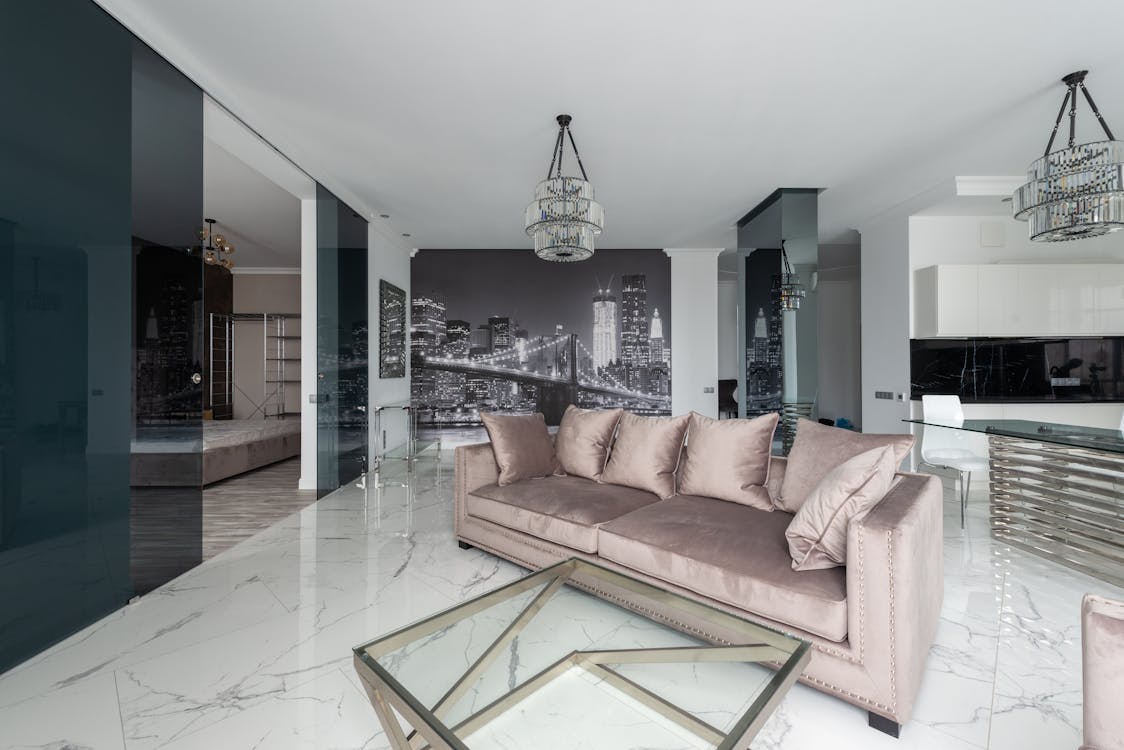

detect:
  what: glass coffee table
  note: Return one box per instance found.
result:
[353,558,810,749]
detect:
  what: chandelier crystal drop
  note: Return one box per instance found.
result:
[1013,70,1124,242]
[778,241,805,311]
[524,114,604,262]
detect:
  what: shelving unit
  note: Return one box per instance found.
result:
[208,312,301,420]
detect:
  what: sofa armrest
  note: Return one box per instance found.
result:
[844,471,943,723]
[454,442,499,534]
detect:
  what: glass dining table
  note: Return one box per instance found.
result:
[905,417,1124,588]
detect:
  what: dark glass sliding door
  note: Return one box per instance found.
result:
[0,0,134,673]
[316,186,369,493]
[129,39,204,596]
[0,1,204,672]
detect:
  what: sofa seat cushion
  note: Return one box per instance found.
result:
[467,476,662,553]
[598,494,848,642]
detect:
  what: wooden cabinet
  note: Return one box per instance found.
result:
[915,263,1124,337]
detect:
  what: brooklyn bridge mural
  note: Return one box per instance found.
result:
[410,249,672,426]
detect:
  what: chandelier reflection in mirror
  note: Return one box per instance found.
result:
[778,241,805,310]
[1013,70,1124,242]
[199,218,235,270]
[524,114,604,262]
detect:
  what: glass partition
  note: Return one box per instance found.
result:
[0,0,134,672]
[316,186,369,493]
[0,1,205,672]
[129,38,204,596]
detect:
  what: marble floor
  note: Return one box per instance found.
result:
[0,453,1120,750]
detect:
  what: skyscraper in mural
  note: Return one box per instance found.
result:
[410,293,446,358]
[648,308,664,367]
[620,274,649,388]
[592,286,618,371]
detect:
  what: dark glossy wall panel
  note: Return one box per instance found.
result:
[130,37,205,596]
[911,337,1124,403]
[316,187,369,493]
[0,0,134,672]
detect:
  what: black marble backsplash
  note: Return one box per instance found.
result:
[911,337,1124,402]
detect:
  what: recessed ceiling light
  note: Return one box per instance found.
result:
[380,214,390,219]
[402,233,411,237]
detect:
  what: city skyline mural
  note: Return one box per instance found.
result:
[411,249,671,426]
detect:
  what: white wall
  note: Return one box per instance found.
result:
[908,214,1124,336]
[231,272,300,419]
[368,225,413,464]
[716,278,738,380]
[859,215,912,435]
[666,248,722,418]
[816,254,861,427]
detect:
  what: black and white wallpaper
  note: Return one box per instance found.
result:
[410,249,671,425]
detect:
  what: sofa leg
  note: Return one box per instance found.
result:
[457,540,474,550]
[868,712,900,738]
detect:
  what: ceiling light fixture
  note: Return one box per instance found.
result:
[778,241,805,311]
[199,218,234,270]
[524,114,604,262]
[1013,70,1124,242]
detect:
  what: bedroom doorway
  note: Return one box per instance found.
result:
[197,97,317,559]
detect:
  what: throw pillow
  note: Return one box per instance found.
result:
[554,405,624,481]
[777,418,914,513]
[678,411,777,509]
[785,445,898,570]
[600,412,690,499]
[480,412,557,486]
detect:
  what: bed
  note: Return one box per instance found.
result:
[131,417,301,487]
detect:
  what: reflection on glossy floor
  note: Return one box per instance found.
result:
[0,455,1120,749]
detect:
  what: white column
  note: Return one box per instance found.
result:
[664,248,723,418]
[298,199,318,490]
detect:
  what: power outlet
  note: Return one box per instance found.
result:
[875,390,894,400]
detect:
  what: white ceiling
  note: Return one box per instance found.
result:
[204,139,300,267]
[101,0,1124,249]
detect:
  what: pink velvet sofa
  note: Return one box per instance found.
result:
[1081,594,1124,750]
[454,442,944,737]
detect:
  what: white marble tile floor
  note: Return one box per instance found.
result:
[0,456,1119,749]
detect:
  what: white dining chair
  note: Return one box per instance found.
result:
[920,395,989,528]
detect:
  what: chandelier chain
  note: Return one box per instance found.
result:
[1079,83,1115,142]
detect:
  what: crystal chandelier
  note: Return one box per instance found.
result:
[524,114,604,262]
[199,218,235,270]
[1013,70,1124,242]
[778,241,805,310]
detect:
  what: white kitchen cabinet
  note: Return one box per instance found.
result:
[1016,265,1059,334]
[1095,266,1124,334]
[916,263,1124,337]
[977,265,1018,335]
[914,265,977,337]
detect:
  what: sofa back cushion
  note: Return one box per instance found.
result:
[600,412,689,499]
[678,412,777,509]
[777,418,914,513]
[554,405,623,481]
[785,445,898,570]
[480,412,557,486]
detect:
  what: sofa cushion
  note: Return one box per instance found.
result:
[466,476,662,553]
[786,446,899,570]
[600,413,690,499]
[480,411,557,486]
[678,411,777,509]
[598,494,848,642]
[555,405,623,481]
[777,418,914,513]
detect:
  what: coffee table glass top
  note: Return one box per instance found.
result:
[353,558,809,750]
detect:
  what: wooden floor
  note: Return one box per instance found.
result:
[202,457,317,560]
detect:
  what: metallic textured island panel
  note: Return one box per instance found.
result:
[989,435,1124,587]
